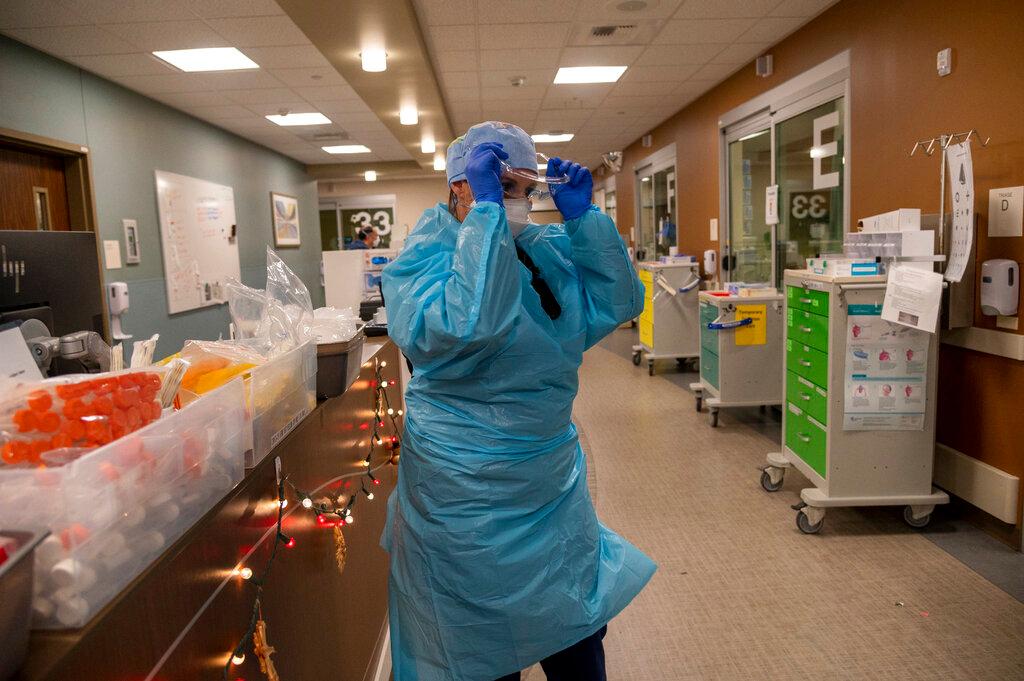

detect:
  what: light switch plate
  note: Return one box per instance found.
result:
[988,186,1023,237]
[937,48,952,76]
[710,218,719,241]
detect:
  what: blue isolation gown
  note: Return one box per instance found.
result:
[381,202,656,681]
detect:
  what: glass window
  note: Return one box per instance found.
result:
[727,129,771,284]
[605,190,616,223]
[774,98,845,284]
[636,166,675,261]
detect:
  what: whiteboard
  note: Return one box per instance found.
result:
[155,170,241,314]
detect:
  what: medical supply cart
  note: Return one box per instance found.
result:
[761,270,948,534]
[690,290,784,427]
[633,260,701,376]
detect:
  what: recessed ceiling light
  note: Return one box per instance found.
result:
[400,105,418,126]
[532,133,575,143]
[265,112,331,126]
[152,47,258,73]
[361,48,387,72]
[364,170,377,182]
[322,144,371,154]
[433,155,446,171]
[421,136,436,153]
[553,66,627,84]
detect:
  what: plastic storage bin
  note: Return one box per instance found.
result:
[315,332,365,399]
[0,530,47,676]
[246,340,317,467]
[0,379,246,629]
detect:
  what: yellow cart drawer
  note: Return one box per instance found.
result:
[787,285,829,316]
[787,339,828,389]
[639,269,653,286]
[639,318,653,347]
[785,403,827,478]
[786,370,828,425]
[787,308,829,353]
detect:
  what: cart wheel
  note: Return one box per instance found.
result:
[648,361,655,376]
[695,396,703,412]
[903,506,931,529]
[709,409,719,427]
[632,350,642,367]
[760,469,784,492]
[796,510,824,534]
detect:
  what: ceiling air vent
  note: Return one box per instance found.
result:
[591,24,635,39]
[570,20,660,46]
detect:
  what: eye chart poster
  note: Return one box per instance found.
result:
[844,304,929,430]
[944,140,974,283]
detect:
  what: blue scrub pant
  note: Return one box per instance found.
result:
[494,626,608,681]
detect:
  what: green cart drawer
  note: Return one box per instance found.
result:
[787,339,828,389]
[700,302,718,352]
[785,403,827,478]
[700,347,719,389]
[787,285,829,316]
[785,370,828,425]
[787,308,829,352]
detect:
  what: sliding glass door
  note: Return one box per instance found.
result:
[725,121,772,284]
[636,162,676,262]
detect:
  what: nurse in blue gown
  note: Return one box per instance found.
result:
[381,121,656,681]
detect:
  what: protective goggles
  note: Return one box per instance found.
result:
[500,153,570,202]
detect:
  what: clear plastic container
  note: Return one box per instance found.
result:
[245,340,317,467]
[0,379,246,629]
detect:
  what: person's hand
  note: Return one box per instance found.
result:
[465,142,508,206]
[548,158,593,221]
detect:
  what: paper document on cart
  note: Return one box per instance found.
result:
[881,265,942,333]
[843,304,929,431]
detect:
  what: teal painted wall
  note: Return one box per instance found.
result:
[0,36,323,359]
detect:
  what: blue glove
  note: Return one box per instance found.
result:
[548,157,593,221]
[465,142,508,206]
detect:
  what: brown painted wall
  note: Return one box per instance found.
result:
[612,0,1024,538]
[0,146,71,230]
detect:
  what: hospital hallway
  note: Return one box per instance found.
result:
[550,327,1024,681]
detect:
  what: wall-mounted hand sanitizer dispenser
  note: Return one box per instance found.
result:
[980,259,1018,316]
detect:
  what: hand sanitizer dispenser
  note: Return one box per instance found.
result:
[107,281,133,340]
[980,260,1019,316]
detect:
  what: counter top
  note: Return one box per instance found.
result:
[15,339,403,681]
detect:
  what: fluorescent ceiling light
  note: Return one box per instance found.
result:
[265,112,331,126]
[737,130,768,142]
[322,144,371,154]
[361,48,387,72]
[433,156,446,171]
[421,137,436,153]
[532,133,574,143]
[364,170,377,182]
[553,66,627,84]
[400,105,418,126]
[152,47,258,73]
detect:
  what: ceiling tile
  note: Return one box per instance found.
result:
[602,94,667,110]
[196,69,284,90]
[73,52,177,77]
[534,109,594,129]
[478,69,555,88]
[635,43,725,66]
[619,64,701,82]
[186,104,257,120]
[268,66,348,87]
[575,0,684,20]
[428,24,477,50]
[244,101,317,116]
[0,0,89,29]
[558,45,645,67]
[771,0,838,17]
[114,72,214,92]
[610,79,683,97]
[106,20,226,52]
[654,18,757,44]
[187,0,285,18]
[414,0,477,25]
[205,16,309,47]
[480,85,547,101]
[479,48,561,71]
[444,86,482,103]
[739,16,806,43]
[542,87,610,110]
[477,0,580,23]
[295,86,364,106]
[241,45,330,69]
[60,0,184,23]
[690,61,743,81]
[5,25,136,56]
[674,0,782,18]
[153,90,233,107]
[222,87,301,104]
[478,22,571,46]
[435,50,478,72]
[711,42,769,64]
[479,99,543,116]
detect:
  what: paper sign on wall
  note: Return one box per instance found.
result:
[735,304,767,346]
[944,140,974,283]
[765,185,779,225]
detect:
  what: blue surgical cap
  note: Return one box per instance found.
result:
[446,121,536,184]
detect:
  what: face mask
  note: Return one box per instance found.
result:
[505,198,531,236]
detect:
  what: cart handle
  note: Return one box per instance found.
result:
[707,315,754,331]
[677,276,700,293]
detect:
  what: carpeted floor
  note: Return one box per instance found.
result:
[534,328,1024,680]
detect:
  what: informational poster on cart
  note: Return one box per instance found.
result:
[155,170,240,314]
[843,304,929,431]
